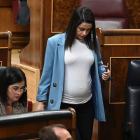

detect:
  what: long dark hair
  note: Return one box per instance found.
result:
[0,67,27,107]
[65,6,97,52]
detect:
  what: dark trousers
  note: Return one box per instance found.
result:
[60,98,94,140]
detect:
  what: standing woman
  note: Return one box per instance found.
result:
[36,6,111,140]
[0,67,28,115]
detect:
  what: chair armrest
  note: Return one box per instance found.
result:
[122,122,132,132]
[27,100,32,112]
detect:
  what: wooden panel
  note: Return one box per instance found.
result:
[0,31,12,67]
[104,36,140,44]
[0,49,8,66]
[103,29,140,44]
[0,39,8,47]
[52,0,79,33]
[125,0,140,29]
[20,0,44,69]
[0,120,72,138]
[110,57,140,103]
[0,0,12,7]
[43,0,53,68]
[97,29,140,140]
[0,8,30,32]
[12,32,30,49]
[0,33,29,50]
[0,1,30,56]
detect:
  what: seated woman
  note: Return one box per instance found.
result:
[0,67,27,115]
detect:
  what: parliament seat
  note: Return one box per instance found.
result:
[0,108,76,140]
[122,60,140,140]
[79,0,128,29]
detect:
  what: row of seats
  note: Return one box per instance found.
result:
[0,108,76,140]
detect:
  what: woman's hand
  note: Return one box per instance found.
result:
[36,101,44,111]
[102,65,111,81]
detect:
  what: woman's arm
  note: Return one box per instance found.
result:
[96,36,111,81]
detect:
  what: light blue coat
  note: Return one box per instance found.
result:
[36,33,106,121]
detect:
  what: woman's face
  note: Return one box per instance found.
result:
[75,22,92,40]
[7,80,25,105]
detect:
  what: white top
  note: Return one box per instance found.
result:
[62,39,94,104]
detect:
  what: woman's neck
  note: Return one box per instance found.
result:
[8,100,13,107]
[5,105,13,114]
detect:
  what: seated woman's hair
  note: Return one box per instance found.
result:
[0,67,27,107]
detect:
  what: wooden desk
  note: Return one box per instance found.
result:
[96,28,140,140]
[0,31,12,67]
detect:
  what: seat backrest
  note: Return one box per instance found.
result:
[79,0,128,29]
[0,108,76,140]
[0,66,7,78]
[125,60,140,139]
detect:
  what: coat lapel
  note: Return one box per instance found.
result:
[57,33,66,78]
[57,33,66,59]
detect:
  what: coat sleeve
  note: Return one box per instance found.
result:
[36,39,54,101]
[96,36,105,78]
